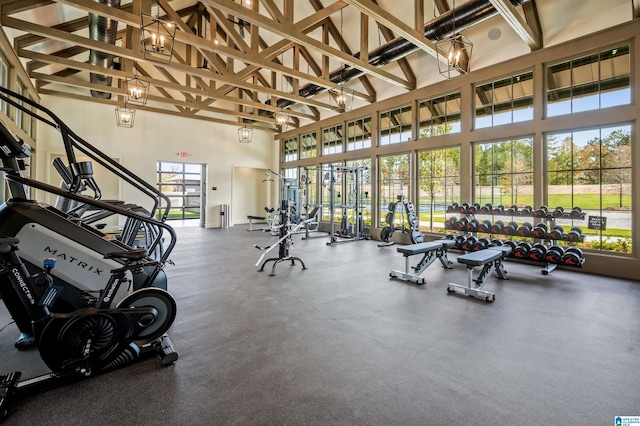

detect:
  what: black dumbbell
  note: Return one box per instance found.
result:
[455,217,469,231]
[491,238,504,246]
[477,219,492,233]
[520,205,533,216]
[503,240,518,256]
[468,203,480,214]
[535,205,549,217]
[545,245,564,264]
[480,203,492,214]
[453,235,467,250]
[459,202,470,214]
[561,251,583,267]
[466,218,480,232]
[566,226,583,242]
[517,222,533,237]
[548,225,564,240]
[532,223,548,238]
[507,205,518,215]
[528,243,548,261]
[493,204,505,214]
[447,203,458,213]
[443,234,455,240]
[570,206,582,218]
[461,236,478,252]
[489,220,504,234]
[513,242,532,259]
[504,221,519,236]
[552,206,565,217]
[472,238,491,251]
[444,216,458,230]
[565,247,583,257]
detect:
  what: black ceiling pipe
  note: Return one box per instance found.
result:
[273,0,530,111]
[89,0,121,99]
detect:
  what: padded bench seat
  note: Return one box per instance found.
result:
[448,245,511,302]
[247,215,267,231]
[390,239,454,285]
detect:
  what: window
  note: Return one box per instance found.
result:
[380,105,412,145]
[475,71,533,129]
[322,124,343,155]
[283,136,298,162]
[156,162,203,220]
[419,91,461,138]
[0,54,8,115]
[300,165,317,214]
[378,154,411,227]
[474,137,534,207]
[320,162,342,222]
[418,147,461,233]
[346,158,372,227]
[547,45,630,117]
[546,125,632,253]
[15,81,24,129]
[346,116,372,151]
[300,131,317,159]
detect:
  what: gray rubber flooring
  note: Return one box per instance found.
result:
[1,224,639,425]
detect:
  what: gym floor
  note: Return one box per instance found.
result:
[1,224,639,425]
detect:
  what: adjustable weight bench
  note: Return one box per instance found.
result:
[389,239,455,285]
[447,245,512,302]
[247,215,267,231]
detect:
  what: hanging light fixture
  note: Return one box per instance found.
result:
[124,67,150,106]
[435,0,473,79]
[274,52,290,131]
[115,104,135,128]
[141,0,176,64]
[238,122,253,143]
[329,8,354,113]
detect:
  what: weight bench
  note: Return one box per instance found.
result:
[247,215,267,231]
[389,239,455,285]
[447,245,512,302]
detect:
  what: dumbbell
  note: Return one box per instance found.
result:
[455,217,469,231]
[491,238,504,246]
[459,202,471,214]
[492,204,505,214]
[513,242,532,259]
[570,206,582,218]
[552,206,565,217]
[472,238,492,251]
[507,205,518,215]
[466,218,480,232]
[453,234,467,250]
[444,216,458,230]
[443,234,455,240]
[566,226,583,242]
[532,223,548,239]
[504,221,519,236]
[520,205,533,216]
[544,245,565,264]
[528,243,548,261]
[468,203,481,214]
[535,205,549,217]
[489,220,504,234]
[476,219,492,233]
[517,222,533,237]
[548,225,564,240]
[479,203,493,214]
[461,236,478,252]
[565,247,583,257]
[561,250,583,266]
[447,203,459,213]
[503,240,518,256]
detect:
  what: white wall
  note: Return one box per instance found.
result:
[36,95,279,228]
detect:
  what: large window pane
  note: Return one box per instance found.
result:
[546,125,632,253]
[475,71,533,129]
[419,91,461,138]
[322,125,343,155]
[300,131,317,159]
[378,154,410,227]
[380,105,412,145]
[283,136,298,162]
[346,116,372,151]
[418,147,460,233]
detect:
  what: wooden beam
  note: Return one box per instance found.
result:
[522,0,543,50]
[632,0,640,18]
[487,0,541,50]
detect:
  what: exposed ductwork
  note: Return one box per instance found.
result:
[89,0,121,99]
[273,0,530,112]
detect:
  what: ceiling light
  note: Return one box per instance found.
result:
[141,1,176,64]
[115,104,135,128]
[238,122,253,143]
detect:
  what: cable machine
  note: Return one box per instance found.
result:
[323,164,369,245]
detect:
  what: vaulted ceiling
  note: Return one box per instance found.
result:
[0,0,635,133]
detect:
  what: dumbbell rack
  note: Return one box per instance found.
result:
[444,203,586,275]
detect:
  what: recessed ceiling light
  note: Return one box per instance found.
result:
[488,28,501,41]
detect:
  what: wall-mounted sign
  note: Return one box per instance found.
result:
[588,215,607,231]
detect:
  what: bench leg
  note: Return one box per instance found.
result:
[437,249,454,269]
[390,254,427,285]
[447,263,497,302]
